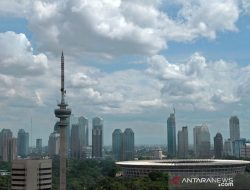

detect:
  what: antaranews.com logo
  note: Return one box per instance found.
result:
[170,176,233,188]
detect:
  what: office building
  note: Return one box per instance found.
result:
[233,138,246,158]
[240,143,250,158]
[177,126,188,158]
[112,128,135,161]
[36,138,42,155]
[229,116,240,141]
[92,117,103,159]
[17,129,29,158]
[54,120,70,156]
[167,111,176,157]
[10,138,17,161]
[71,124,81,159]
[0,129,16,161]
[11,159,52,190]
[224,139,233,156]
[123,128,135,161]
[82,146,92,159]
[214,133,223,158]
[78,116,89,147]
[112,129,123,161]
[193,125,211,158]
[48,132,60,157]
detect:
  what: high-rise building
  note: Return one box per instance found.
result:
[79,116,89,147]
[224,139,233,156]
[123,128,135,161]
[214,133,223,159]
[36,138,42,155]
[193,125,211,158]
[17,129,29,158]
[177,126,188,158]
[11,159,52,190]
[10,138,17,161]
[167,111,176,157]
[229,116,240,141]
[233,138,246,158]
[112,129,123,161]
[48,132,60,157]
[240,143,250,158]
[0,129,16,161]
[71,124,80,159]
[92,117,103,159]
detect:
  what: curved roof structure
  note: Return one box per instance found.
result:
[116,159,250,178]
[117,159,250,166]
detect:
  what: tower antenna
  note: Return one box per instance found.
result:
[30,117,32,148]
[54,51,71,190]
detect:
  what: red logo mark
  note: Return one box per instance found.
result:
[170,176,182,186]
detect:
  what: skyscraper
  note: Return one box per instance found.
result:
[224,139,233,156]
[112,129,123,161]
[92,117,103,159]
[214,133,223,159]
[54,52,71,190]
[177,126,188,158]
[36,138,42,155]
[78,116,89,147]
[0,129,16,161]
[48,132,60,157]
[71,124,80,159]
[17,129,29,158]
[123,128,135,161]
[233,138,246,158]
[193,125,211,158]
[167,111,176,157]
[10,138,17,161]
[229,116,240,141]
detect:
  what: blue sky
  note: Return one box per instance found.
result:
[0,0,250,146]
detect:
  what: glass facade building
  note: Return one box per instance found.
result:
[92,117,103,159]
[167,112,176,157]
[17,129,29,158]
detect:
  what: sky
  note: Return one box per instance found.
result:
[0,0,250,146]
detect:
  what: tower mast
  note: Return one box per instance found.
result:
[54,52,71,190]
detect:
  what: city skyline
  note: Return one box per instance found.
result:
[1,1,250,145]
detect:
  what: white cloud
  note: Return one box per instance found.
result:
[147,53,243,111]
[0,0,242,57]
[0,32,48,77]
[176,0,239,39]
[240,0,250,14]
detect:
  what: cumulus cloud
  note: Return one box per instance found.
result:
[0,31,50,111]
[0,0,243,57]
[147,53,243,111]
[66,68,163,114]
[240,0,250,14]
[0,32,48,77]
[176,0,239,39]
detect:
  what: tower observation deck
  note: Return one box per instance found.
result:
[54,52,71,190]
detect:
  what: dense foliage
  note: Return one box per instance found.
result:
[52,159,168,190]
[0,161,11,190]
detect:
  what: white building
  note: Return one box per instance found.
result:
[240,143,250,158]
[193,125,210,158]
[229,116,240,141]
[48,132,60,157]
[178,126,188,158]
